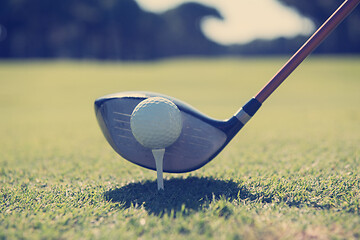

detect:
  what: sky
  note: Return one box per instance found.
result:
[136,0,315,45]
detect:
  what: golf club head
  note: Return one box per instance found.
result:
[95,92,261,173]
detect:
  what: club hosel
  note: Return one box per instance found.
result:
[235,98,262,125]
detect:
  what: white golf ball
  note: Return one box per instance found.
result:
[130,97,182,149]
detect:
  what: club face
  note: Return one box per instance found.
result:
[95,92,241,173]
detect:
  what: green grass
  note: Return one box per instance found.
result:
[0,57,359,239]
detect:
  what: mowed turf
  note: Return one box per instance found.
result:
[0,57,359,239]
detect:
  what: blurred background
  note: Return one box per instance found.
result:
[0,0,359,60]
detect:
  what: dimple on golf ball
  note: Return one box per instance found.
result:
[130,97,182,149]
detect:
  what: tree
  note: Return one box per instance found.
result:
[277,0,360,53]
[0,0,225,59]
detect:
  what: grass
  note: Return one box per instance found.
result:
[0,57,359,239]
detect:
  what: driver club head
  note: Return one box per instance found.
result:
[94,91,261,173]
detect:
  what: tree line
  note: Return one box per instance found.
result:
[0,0,359,60]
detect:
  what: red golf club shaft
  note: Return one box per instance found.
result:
[255,0,360,104]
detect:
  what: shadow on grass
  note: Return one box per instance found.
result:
[105,176,353,217]
[105,176,255,217]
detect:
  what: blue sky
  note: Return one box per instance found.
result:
[136,0,315,45]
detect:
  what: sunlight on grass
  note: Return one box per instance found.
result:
[0,57,359,239]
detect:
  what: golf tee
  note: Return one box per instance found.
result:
[152,148,165,190]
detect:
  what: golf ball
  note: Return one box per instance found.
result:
[130,97,182,149]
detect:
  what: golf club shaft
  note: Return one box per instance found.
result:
[255,0,360,104]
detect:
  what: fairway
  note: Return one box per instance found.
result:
[0,57,359,239]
